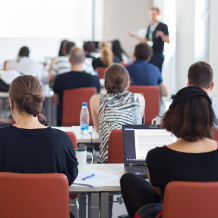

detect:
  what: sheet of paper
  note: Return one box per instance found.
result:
[73,170,120,187]
[1,70,21,85]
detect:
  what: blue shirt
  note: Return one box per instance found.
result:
[126,59,163,86]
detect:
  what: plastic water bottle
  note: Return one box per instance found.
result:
[80,102,89,136]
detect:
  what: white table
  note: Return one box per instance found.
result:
[69,164,125,218]
[53,126,100,144]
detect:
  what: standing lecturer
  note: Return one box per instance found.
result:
[129,7,170,72]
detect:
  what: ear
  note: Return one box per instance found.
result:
[9,97,12,108]
[146,57,151,62]
[187,81,191,86]
[210,82,214,91]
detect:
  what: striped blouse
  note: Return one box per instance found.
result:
[98,92,142,163]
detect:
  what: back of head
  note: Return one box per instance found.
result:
[100,47,113,67]
[18,46,30,58]
[135,43,152,61]
[101,41,112,50]
[104,64,130,94]
[162,86,217,142]
[188,61,213,89]
[69,47,85,65]
[9,75,45,123]
[65,41,76,55]
[58,39,68,56]
[83,41,96,53]
[112,39,123,60]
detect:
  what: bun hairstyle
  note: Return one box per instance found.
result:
[104,64,130,94]
[9,75,46,125]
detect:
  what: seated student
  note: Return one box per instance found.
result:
[6,46,47,83]
[90,64,145,163]
[50,41,76,77]
[120,86,218,218]
[188,61,218,127]
[83,41,96,59]
[53,47,101,126]
[0,75,78,186]
[92,41,120,69]
[112,39,129,63]
[126,43,168,97]
[82,41,96,75]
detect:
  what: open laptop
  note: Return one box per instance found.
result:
[122,125,177,178]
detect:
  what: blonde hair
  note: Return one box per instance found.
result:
[100,47,113,67]
[101,41,112,49]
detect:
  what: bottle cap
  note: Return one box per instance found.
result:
[82,102,87,107]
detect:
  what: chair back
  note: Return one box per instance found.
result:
[96,67,107,79]
[128,86,159,124]
[211,128,218,141]
[66,132,78,149]
[108,130,124,163]
[62,87,97,126]
[0,173,69,218]
[120,62,129,66]
[163,181,218,218]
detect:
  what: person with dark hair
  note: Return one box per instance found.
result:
[0,75,78,186]
[83,41,96,59]
[120,86,218,218]
[53,47,100,126]
[58,39,68,56]
[112,39,128,63]
[50,41,76,78]
[90,64,145,163]
[126,43,168,97]
[6,46,46,83]
[187,61,218,126]
[128,7,169,72]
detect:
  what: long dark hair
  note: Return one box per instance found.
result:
[58,40,68,56]
[112,40,127,62]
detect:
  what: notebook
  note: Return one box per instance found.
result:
[73,170,120,187]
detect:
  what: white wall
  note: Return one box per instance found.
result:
[103,0,152,56]
[0,0,93,65]
[209,0,218,96]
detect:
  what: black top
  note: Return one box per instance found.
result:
[145,22,169,54]
[0,126,78,185]
[146,146,218,199]
[86,54,96,59]
[53,70,101,125]
[92,56,120,69]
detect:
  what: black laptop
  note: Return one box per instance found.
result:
[122,125,177,179]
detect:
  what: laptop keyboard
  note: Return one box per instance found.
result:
[133,166,147,172]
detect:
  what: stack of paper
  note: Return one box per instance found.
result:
[74,170,120,187]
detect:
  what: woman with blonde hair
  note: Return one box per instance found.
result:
[92,41,120,69]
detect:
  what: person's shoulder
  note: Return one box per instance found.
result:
[159,22,168,27]
[147,62,161,73]
[49,128,71,139]
[147,146,167,162]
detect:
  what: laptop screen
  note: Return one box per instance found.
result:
[122,125,177,165]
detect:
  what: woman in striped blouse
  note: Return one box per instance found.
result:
[90,64,145,163]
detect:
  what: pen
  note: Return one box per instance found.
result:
[81,174,95,181]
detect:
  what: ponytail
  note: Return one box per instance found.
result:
[100,47,113,67]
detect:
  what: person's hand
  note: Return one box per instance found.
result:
[155,31,164,38]
[128,31,137,38]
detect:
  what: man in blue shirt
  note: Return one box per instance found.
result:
[126,43,168,96]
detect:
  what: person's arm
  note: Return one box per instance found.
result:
[159,82,168,97]
[53,93,60,106]
[90,95,100,133]
[155,31,170,43]
[135,93,145,118]
[128,31,148,43]
[147,168,160,196]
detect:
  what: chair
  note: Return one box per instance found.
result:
[66,132,78,149]
[62,87,97,126]
[108,130,124,163]
[120,62,129,67]
[128,86,159,125]
[162,181,218,218]
[0,118,15,124]
[211,128,218,141]
[0,173,70,218]
[96,67,107,79]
